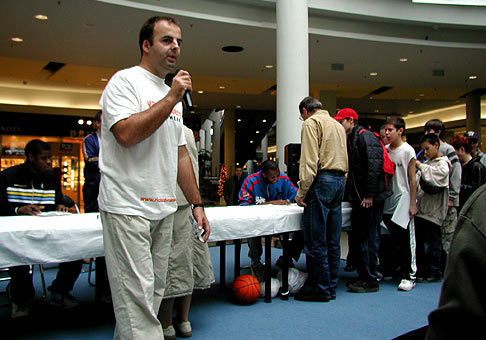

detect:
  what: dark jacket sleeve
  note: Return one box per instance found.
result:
[426,184,486,340]
[358,130,384,198]
[0,170,15,216]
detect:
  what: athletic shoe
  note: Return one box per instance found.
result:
[398,279,416,291]
[345,278,361,288]
[11,302,30,319]
[416,276,442,283]
[163,325,176,340]
[49,292,79,309]
[175,320,192,338]
[347,280,379,293]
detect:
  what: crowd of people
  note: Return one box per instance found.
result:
[1,14,485,340]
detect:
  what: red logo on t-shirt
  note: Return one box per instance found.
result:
[147,100,156,108]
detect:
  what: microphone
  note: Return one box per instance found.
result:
[164,70,194,111]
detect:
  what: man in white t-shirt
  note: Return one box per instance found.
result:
[98,16,209,340]
[382,117,418,292]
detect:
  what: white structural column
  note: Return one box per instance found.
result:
[276,0,309,172]
[209,109,222,176]
[261,134,268,161]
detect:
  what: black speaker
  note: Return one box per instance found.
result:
[285,143,301,186]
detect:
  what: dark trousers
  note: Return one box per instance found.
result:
[382,214,416,280]
[302,171,345,298]
[350,200,383,282]
[9,260,83,304]
[415,216,442,278]
[83,183,99,213]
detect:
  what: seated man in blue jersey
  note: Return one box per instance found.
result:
[238,160,299,280]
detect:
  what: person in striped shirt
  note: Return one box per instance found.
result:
[0,139,82,318]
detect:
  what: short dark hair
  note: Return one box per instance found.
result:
[261,160,278,174]
[424,119,445,139]
[450,135,472,154]
[385,117,406,132]
[94,111,101,123]
[298,96,323,114]
[25,139,50,159]
[139,16,179,56]
[419,133,440,146]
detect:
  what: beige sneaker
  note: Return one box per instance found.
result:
[175,320,192,338]
[162,325,176,340]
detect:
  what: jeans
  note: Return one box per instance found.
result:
[302,171,345,298]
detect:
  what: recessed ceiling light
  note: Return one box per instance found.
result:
[219,85,226,89]
[236,105,241,108]
[101,78,108,82]
[264,65,273,69]
[237,119,242,122]
[78,119,84,125]
[256,131,260,134]
[250,140,254,144]
[399,58,408,62]
[34,14,48,20]
[469,75,478,80]
[369,72,378,76]
[222,45,244,53]
[87,120,92,126]
[11,37,23,42]
[409,111,414,114]
[262,119,266,123]
[197,90,204,94]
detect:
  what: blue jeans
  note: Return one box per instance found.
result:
[302,171,345,298]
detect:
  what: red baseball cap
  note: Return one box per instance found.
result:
[334,108,358,120]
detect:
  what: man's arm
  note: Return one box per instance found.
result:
[407,158,418,218]
[177,145,210,241]
[296,121,320,203]
[112,70,192,148]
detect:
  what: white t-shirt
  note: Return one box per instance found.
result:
[383,142,416,215]
[98,66,186,220]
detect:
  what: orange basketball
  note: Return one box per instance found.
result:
[231,274,261,305]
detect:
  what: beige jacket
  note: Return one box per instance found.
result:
[297,110,348,198]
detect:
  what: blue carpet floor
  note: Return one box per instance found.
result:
[0,244,441,340]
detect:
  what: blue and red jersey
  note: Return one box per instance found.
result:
[238,171,298,206]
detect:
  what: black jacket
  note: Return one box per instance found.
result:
[459,155,486,210]
[345,125,391,203]
[0,162,63,216]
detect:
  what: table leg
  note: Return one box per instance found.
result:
[281,233,290,300]
[218,241,226,288]
[234,239,241,278]
[264,235,272,303]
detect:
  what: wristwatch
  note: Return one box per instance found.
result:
[191,203,204,210]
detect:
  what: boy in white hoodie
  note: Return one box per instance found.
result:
[415,133,451,283]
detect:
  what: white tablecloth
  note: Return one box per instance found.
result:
[0,203,351,268]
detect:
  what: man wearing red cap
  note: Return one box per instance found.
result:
[335,108,391,293]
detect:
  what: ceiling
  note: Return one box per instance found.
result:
[1,0,486,161]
